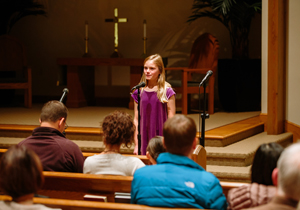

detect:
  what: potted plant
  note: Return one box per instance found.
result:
[0,0,46,35]
[188,0,262,112]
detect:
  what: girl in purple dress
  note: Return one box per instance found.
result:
[131,54,176,155]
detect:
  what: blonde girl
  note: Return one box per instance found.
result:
[131,54,175,155]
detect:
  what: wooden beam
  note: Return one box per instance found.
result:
[267,0,287,134]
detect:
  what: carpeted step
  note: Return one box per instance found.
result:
[206,132,293,167]
[0,137,133,154]
[0,137,22,148]
[207,165,251,183]
[0,124,104,141]
[73,140,134,154]
[0,124,37,138]
[203,117,265,147]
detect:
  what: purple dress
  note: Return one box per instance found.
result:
[132,87,175,155]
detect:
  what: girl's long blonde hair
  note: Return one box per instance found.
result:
[140,54,171,103]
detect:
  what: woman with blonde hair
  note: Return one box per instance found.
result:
[131,54,176,155]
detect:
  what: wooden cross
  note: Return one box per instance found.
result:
[105,8,128,57]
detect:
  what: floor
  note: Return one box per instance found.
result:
[0,104,261,132]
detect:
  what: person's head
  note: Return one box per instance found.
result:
[251,142,284,185]
[39,100,68,133]
[273,143,300,201]
[102,110,135,148]
[0,145,44,200]
[141,54,165,85]
[163,114,197,156]
[146,136,166,165]
[138,54,171,103]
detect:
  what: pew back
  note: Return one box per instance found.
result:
[0,145,206,169]
[38,170,247,202]
[39,172,132,202]
[0,195,203,210]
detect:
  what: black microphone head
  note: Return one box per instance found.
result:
[63,88,69,93]
[131,82,146,91]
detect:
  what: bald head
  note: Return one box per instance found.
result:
[277,143,300,201]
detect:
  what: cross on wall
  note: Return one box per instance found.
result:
[105,8,128,57]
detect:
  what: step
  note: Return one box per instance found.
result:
[0,116,263,145]
[206,132,293,166]
[203,117,265,147]
[0,137,133,154]
[207,165,251,183]
[0,124,103,141]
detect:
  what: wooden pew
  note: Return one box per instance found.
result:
[0,195,202,210]
[0,149,151,165]
[39,172,132,202]
[82,144,206,169]
[0,145,206,169]
[0,145,208,202]
[38,170,247,202]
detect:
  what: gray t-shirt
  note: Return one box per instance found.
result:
[83,153,145,176]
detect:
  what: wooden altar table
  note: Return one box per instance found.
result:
[57,58,144,108]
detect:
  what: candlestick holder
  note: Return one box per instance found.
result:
[83,38,91,57]
[141,37,147,58]
[110,48,123,58]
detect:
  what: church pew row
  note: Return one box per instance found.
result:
[0,195,202,210]
[83,144,206,169]
[0,145,208,202]
[36,171,246,202]
[0,144,206,169]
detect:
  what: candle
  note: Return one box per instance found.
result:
[85,21,88,39]
[143,20,146,38]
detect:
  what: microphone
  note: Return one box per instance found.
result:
[199,70,213,86]
[131,82,146,91]
[59,88,69,103]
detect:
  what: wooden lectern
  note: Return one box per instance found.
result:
[57,58,144,108]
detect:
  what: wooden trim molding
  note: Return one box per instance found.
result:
[259,113,268,131]
[260,113,300,143]
[285,121,300,143]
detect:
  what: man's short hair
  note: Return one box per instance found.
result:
[40,100,68,123]
[277,142,300,201]
[163,114,196,155]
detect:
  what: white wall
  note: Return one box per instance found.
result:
[261,0,300,126]
[261,0,268,114]
[287,0,300,125]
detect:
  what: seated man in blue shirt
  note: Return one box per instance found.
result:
[131,114,227,210]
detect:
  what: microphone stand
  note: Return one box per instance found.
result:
[137,88,142,155]
[199,82,209,147]
[59,88,69,136]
